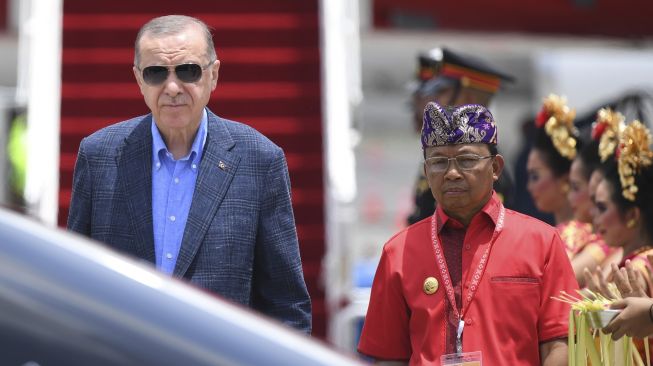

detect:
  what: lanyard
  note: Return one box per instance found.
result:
[430,204,505,354]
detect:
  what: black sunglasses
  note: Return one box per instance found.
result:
[139,61,214,86]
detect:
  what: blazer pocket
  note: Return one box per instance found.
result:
[490,276,540,284]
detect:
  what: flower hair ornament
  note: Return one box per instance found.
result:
[535,94,578,160]
[592,108,625,162]
[617,120,653,201]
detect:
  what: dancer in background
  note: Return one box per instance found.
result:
[565,108,624,285]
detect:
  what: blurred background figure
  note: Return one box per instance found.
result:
[527,95,617,285]
[586,120,653,293]
[512,113,555,224]
[527,94,577,227]
[406,47,515,225]
[584,120,653,360]
[6,110,26,212]
[565,108,622,285]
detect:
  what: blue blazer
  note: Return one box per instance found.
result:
[67,110,311,333]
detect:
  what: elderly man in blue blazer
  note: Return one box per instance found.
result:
[67,15,311,333]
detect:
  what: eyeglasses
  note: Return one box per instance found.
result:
[425,154,494,173]
[138,61,214,86]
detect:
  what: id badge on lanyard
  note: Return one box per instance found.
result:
[431,205,504,365]
[441,351,482,366]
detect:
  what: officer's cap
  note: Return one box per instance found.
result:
[416,47,515,96]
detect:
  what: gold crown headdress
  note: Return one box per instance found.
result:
[535,94,578,160]
[592,108,625,162]
[617,120,653,201]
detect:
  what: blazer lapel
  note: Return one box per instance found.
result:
[173,111,241,277]
[116,116,156,264]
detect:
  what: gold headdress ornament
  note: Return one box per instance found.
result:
[617,120,653,201]
[535,94,578,160]
[592,108,625,162]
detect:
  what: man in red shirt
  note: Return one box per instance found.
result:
[358,102,578,365]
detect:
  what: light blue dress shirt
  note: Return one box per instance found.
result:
[151,110,208,274]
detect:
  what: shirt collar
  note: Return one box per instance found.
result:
[435,191,502,232]
[151,109,208,169]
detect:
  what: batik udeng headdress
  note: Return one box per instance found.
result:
[535,94,578,160]
[421,102,497,148]
[591,108,625,162]
[617,120,653,201]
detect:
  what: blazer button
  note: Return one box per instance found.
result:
[465,318,473,326]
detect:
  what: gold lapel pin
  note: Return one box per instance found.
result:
[218,161,226,170]
[423,277,439,295]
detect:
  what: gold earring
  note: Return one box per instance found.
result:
[627,219,637,228]
[562,183,570,193]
